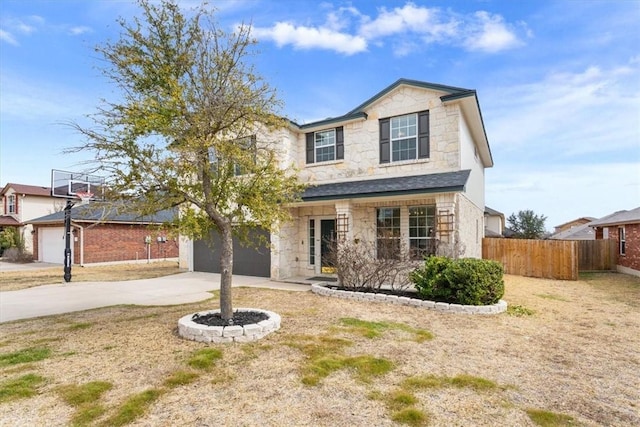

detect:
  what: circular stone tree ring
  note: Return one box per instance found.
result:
[178,308,281,343]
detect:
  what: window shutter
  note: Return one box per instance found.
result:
[306,133,314,164]
[3,196,6,214]
[336,126,344,160]
[15,196,18,215]
[379,118,390,163]
[418,110,430,159]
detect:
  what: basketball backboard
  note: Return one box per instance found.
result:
[51,169,106,201]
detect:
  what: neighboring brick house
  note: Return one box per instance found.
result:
[27,203,178,265]
[589,207,640,276]
[0,183,62,254]
[190,78,493,279]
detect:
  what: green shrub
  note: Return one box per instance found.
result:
[409,256,452,300]
[411,257,504,305]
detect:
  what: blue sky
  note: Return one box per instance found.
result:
[1,0,639,230]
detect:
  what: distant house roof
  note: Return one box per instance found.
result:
[484,206,503,216]
[0,216,20,226]
[588,207,640,227]
[1,183,52,197]
[27,203,176,225]
[553,217,596,230]
[301,170,470,202]
[484,228,503,238]
[549,223,595,240]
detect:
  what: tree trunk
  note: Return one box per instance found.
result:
[218,223,234,321]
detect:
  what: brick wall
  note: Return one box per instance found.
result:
[33,223,179,264]
[599,224,640,273]
[80,223,179,264]
[618,223,640,272]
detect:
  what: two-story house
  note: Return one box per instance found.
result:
[0,183,61,254]
[188,79,493,280]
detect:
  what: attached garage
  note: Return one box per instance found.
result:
[39,227,70,264]
[193,228,271,277]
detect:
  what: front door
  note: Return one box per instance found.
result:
[320,219,336,274]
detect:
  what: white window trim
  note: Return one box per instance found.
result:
[7,195,16,214]
[408,205,436,260]
[390,113,418,162]
[619,226,626,256]
[314,129,336,163]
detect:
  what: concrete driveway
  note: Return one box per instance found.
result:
[0,272,310,323]
[0,260,61,272]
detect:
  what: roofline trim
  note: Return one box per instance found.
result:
[347,78,471,115]
[300,184,466,202]
[288,112,368,131]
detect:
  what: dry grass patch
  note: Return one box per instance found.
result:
[0,274,638,426]
[0,261,182,291]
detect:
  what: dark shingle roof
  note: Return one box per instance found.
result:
[302,170,470,202]
[27,203,176,225]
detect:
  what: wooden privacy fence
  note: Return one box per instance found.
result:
[482,238,578,280]
[577,239,617,271]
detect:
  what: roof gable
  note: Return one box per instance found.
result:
[347,78,471,114]
[1,183,52,197]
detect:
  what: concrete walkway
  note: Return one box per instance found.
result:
[0,272,310,323]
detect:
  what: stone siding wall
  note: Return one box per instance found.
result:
[295,86,461,185]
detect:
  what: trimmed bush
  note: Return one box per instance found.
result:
[410,257,504,305]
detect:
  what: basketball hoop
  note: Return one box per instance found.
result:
[75,191,93,205]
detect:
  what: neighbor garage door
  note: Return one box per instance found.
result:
[39,227,70,264]
[193,228,271,277]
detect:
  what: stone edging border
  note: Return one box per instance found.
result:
[178,308,281,343]
[311,283,507,315]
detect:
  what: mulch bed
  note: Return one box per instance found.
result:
[191,311,269,326]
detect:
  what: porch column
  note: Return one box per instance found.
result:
[434,194,457,256]
[334,201,354,242]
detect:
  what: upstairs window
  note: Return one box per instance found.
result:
[391,114,417,161]
[315,129,336,162]
[306,127,344,164]
[7,195,16,214]
[380,111,429,163]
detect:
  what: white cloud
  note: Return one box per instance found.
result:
[253,2,523,55]
[464,11,522,53]
[68,26,92,36]
[359,3,457,42]
[0,29,18,45]
[252,22,367,55]
[484,61,640,156]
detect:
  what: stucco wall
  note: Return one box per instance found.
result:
[1,191,60,253]
[459,113,485,209]
[456,194,484,258]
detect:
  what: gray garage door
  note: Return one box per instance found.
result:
[193,228,271,277]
